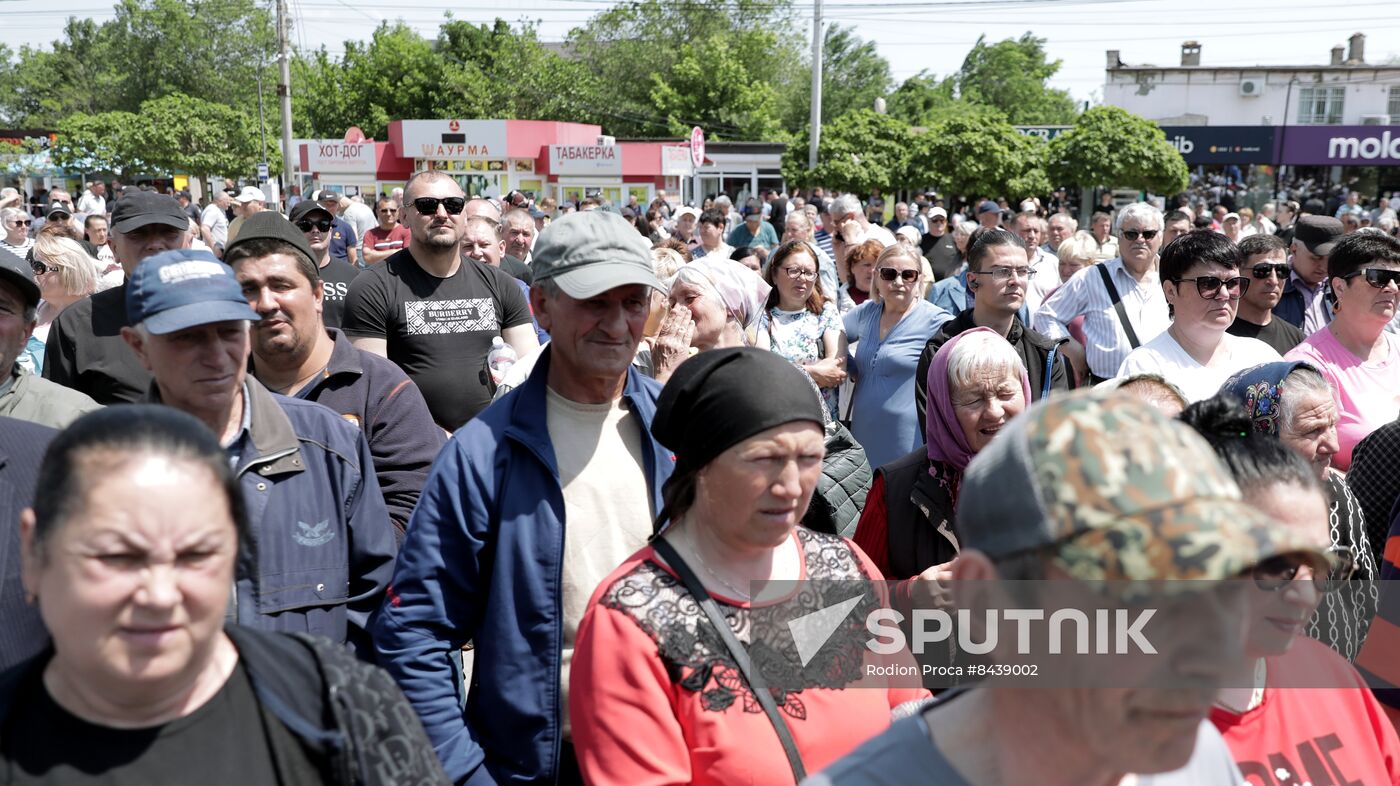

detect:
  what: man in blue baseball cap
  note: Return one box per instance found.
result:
[120,248,397,656]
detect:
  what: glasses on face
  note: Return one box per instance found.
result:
[781,266,816,281]
[295,218,334,233]
[29,259,56,275]
[1342,268,1400,289]
[1120,229,1159,242]
[409,196,466,216]
[7,219,31,228]
[969,265,1036,283]
[1250,263,1290,280]
[378,208,398,215]
[878,267,920,283]
[1253,547,1354,593]
[1174,275,1249,299]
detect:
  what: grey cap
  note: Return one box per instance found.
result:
[1294,215,1344,255]
[530,210,663,299]
[0,246,39,307]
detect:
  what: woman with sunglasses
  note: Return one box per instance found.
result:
[842,243,952,469]
[1283,231,1400,471]
[0,207,32,257]
[1179,397,1400,784]
[757,240,846,418]
[20,234,99,376]
[1116,230,1280,402]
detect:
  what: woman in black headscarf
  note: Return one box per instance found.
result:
[568,348,928,786]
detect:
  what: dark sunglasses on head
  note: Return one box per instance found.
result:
[1121,229,1159,241]
[878,267,920,283]
[409,196,466,215]
[1174,275,1249,299]
[1250,263,1290,280]
[1253,547,1354,594]
[295,218,334,233]
[1342,268,1400,289]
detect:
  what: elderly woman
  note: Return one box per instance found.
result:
[1,406,446,784]
[854,328,1028,601]
[1220,361,1378,662]
[843,243,952,469]
[757,239,846,417]
[839,238,882,308]
[1282,231,1400,470]
[653,256,771,383]
[20,233,98,375]
[1117,230,1280,401]
[569,348,927,786]
[0,207,32,256]
[1178,398,1400,782]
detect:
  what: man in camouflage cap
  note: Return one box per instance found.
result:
[810,391,1329,786]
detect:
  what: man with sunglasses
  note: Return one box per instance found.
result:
[288,200,359,328]
[343,171,538,430]
[309,189,359,268]
[1227,234,1305,354]
[1034,203,1170,384]
[1118,230,1280,402]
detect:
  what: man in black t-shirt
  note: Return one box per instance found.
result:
[289,200,358,329]
[1227,233,1305,355]
[43,192,189,403]
[343,172,540,430]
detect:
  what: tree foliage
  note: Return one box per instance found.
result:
[953,34,1079,125]
[782,109,914,194]
[52,95,277,180]
[909,109,1050,200]
[886,71,961,128]
[650,34,782,140]
[783,24,892,130]
[1045,106,1189,195]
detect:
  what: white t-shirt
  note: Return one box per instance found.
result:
[201,203,229,248]
[343,201,377,242]
[1117,329,1281,403]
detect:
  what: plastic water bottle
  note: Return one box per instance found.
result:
[487,336,517,387]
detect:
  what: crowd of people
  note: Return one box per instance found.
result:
[3,170,1400,785]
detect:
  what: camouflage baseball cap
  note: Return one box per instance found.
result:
[957,390,1324,591]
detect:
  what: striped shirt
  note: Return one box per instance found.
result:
[1032,256,1170,379]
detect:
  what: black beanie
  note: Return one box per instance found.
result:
[651,347,825,482]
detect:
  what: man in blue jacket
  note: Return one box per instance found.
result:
[119,248,397,657]
[374,210,674,785]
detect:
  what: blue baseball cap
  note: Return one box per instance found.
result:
[126,249,261,335]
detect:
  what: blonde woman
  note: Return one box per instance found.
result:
[842,243,953,468]
[20,234,97,375]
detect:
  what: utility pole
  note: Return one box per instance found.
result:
[276,0,296,199]
[807,0,823,170]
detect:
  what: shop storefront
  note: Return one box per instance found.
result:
[388,119,602,200]
[297,139,414,202]
[689,141,785,206]
[1277,125,1400,194]
[543,141,693,208]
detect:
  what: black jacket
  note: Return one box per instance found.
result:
[0,417,55,672]
[0,626,449,785]
[915,309,1071,434]
[876,448,960,580]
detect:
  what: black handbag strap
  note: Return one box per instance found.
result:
[651,536,807,783]
[1096,263,1141,350]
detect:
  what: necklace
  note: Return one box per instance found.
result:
[677,527,753,601]
[272,363,328,395]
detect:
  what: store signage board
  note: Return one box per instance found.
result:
[549,145,623,175]
[307,141,378,173]
[399,120,508,160]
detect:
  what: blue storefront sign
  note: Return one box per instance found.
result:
[1157,126,1277,165]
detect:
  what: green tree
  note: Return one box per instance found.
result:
[436,19,604,125]
[649,35,782,140]
[782,109,914,194]
[51,111,146,176]
[886,71,960,128]
[0,20,123,127]
[954,33,1079,125]
[784,24,893,130]
[292,23,444,140]
[1044,106,1189,195]
[908,110,1050,200]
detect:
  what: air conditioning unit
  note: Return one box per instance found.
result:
[1361,114,1392,126]
[1238,78,1263,97]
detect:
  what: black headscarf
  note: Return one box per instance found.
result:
[652,347,826,510]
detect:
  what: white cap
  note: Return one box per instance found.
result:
[1222,212,1240,222]
[895,225,921,244]
[674,206,700,221]
[930,207,948,219]
[236,186,267,203]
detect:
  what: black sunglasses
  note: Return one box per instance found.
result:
[295,218,334,233]
[29,259,56,275]
[878,267,920,283]
[1121,229,1159,241]
[1253,547,1354,594]
[1250,263,1290,280]
[1342,268,1400,289]
[8,219,30,227]
[1173,275,1249,299]
[410,196,466,215]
